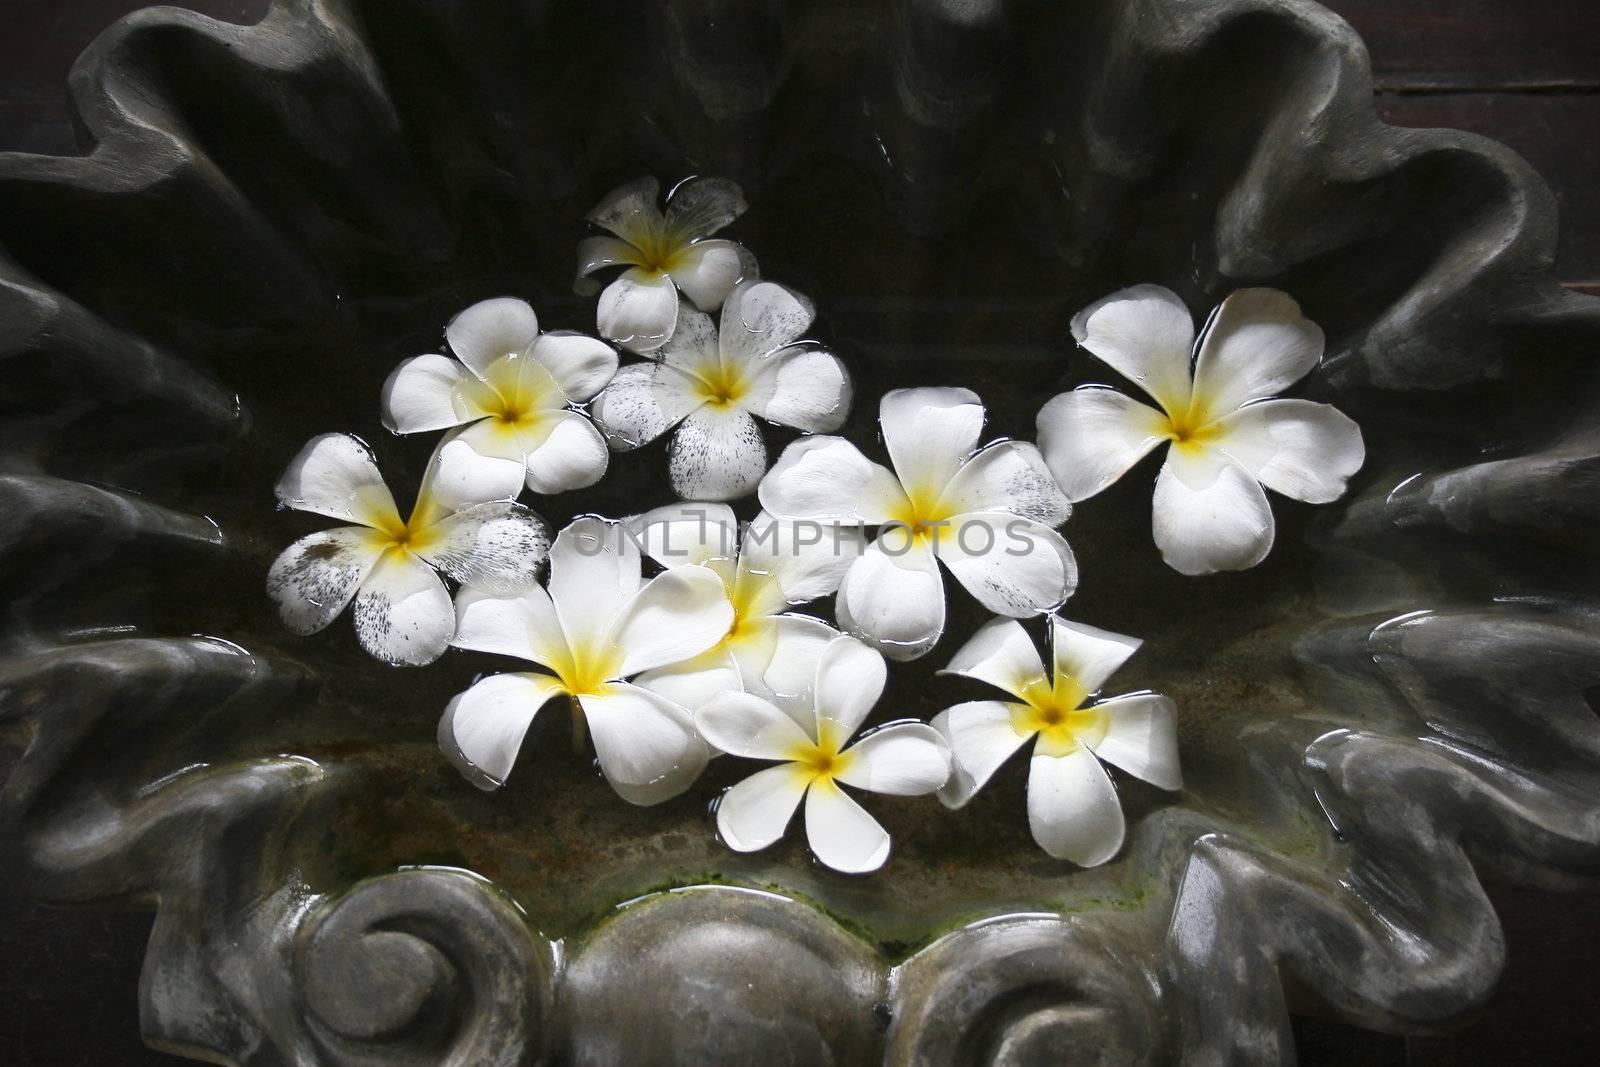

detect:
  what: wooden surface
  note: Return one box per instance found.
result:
[0,1,1597,1064]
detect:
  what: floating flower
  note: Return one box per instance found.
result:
[696,633,951,874]
[627,503,865,703]
[1036,285,1364,575]
[931,616,1180,865]
[590,279,851,500]
[438,516,734,802]
[575,176,758,353]
[381,296,617,498]
[759,387,1076,660]
[267,433,550,666]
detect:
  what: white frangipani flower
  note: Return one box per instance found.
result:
[381,297,617,499]
[626,503,865,704]
[575,176,757,353]
[590,279,851,501]
[758,387,1077,661]
[268,433,550,666]
[696,633,951,874]
[1036,285,1364,575]
[931,616,1180,866]
[438,516,734,803]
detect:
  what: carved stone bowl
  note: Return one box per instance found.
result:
[3,0,1598,1063]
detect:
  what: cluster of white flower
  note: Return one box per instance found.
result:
[268,176,1364,873]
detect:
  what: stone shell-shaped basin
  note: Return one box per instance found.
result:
[3,0,1599,1063]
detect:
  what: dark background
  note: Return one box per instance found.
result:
[0,1,1596,1063]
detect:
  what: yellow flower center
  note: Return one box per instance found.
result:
[630,227,689,275]
[787,724,856,785]
[545,638,623,698]
[884,483,952,544]
[693,360,749,410]
[1013,675,1107,757]
[1163,410,1222,454]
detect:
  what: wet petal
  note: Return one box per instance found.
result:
[427,423,528,514]
[940,617,1047,703]
[836,536,945,662]
[1035,387,1170,502]
[931,700,1034,808]
[548,516,642,645]
[938,440,1072,526]
[580,682,701,792]
[267,527,382,635]
[715,764,809,852]
[628,501,740,571]
[668,405,767,502]
[633,650,742,712]
[1027,746,1124,865]
[437,672,565,790]
[446,297,539,378]
[935,512,1078,618]
[1088,692,1182,790]
[755,614,839,723]
[608,564,735,677]
[574,234,643,294]
[381,354,470,434]
[1050,616,1141,697]
[669,239,754,312]
[696,690,814,759]
[812,632,887,740]
[721,279,816,363]
[275,433,400,530]
[835,723,950,796]
[414,501,549,595]
[528,331,618,402]
[757,347,851,433]
[452,582,571,668]
[589,361,703,450]
[1070,284,1195,416]
[804,781,891,874]
[351,551,454,666]
[1214,398,1363,504]
[664,175,747,237]
[586,175,664,243]
[1190,289,1324,420]
[879,386,984,498]
[598,269,679,353]
[655,304,721,377]
[740,512,866,603]
[1151,448,1275,575]
[522,412,609,495]
[759,436,908,523]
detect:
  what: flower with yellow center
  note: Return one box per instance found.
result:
[267,433,550,666]
[696,633,952,874]
[625,503,865,706]
[931,615,1182,866]
[574,175,758,353]
[1036,285,1365,575]
[591,279,852,501]
[759,387,1077,662]
[381,296,618,500]
[438,517,735,803]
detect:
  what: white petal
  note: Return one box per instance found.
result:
[720,279,816,363]
[715,764,809,852]
[654,304,721,376]
[414,501,549,594]
[1190,288,1325,419]
[935,513,1078,617]
[879,386,984,498]
[452,582,571,668]
[437,672,564,789]
[755,614,840,721]
[1070,284,1195,415]
[835,723,950,796]
[1214,398,1363,504]
[836,536,945,661]
[740,513,867,603]
[446,297,539,378]
[759,436,908,523]
[585,175,664,243]
[528,331,618,402]
[574,235,642,293]
[1151,449,1275,575]
[1088,692,1182,790]
[597,269,680,353]
[931,700,1034,807]
[664,175,747,237]
[633,650,742,712]
[580,683,703,795]
[381,354,470,434]
[668,405,767,502]
[804,781,891,874]
[275,433,400,529]
[812,632,887,741]
[589,361,702,450]
[1050,616,1142,696]
[547,516,642,646]
[940,617,1047,702]
[267,527,382,635]
[1027,746,1124,865]
[351,551,454,666]
[696,690,814,759]
[938,440,1072,525]
[425,424,528,514]
[522,412,609,495]
[628,502,740,570]
[608,564,735,677]
[1035,387,1170,502]
[758,347,851,432]
[669,239,754,313]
